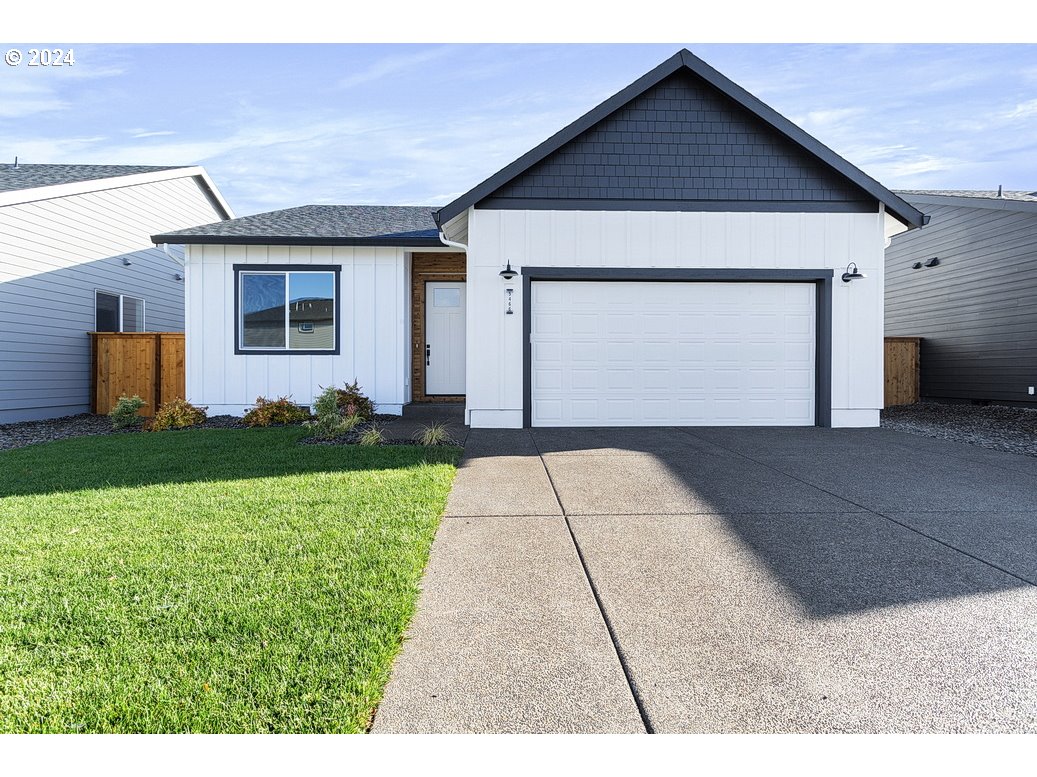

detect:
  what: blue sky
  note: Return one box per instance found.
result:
[2,43,1036,216]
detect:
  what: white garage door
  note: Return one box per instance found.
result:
[530,281,816,427]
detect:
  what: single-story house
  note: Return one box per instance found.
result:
[152,49,925,429]
[886,189,1037,405]
[0,164,232,423]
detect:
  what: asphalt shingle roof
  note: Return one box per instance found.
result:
[897,189,1037,203]
[151,205,442,246]
[0,163,190,193]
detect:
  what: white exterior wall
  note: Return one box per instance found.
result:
[465,208,886,429]
[185,243,409,415]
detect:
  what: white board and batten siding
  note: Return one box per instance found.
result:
[185,244,409,416]
[0,175,227,422]
[465,208,887,429]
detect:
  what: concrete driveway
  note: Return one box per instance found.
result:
[372,426,1037,733]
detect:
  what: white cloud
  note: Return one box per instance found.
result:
[1006,99,1037,119]
[130,130,177,138]
[885,155,959,178]
[336,46,456,90]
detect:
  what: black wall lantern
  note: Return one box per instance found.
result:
[924,257,940,268]
[841,262,866,283]
[499,261,518,280]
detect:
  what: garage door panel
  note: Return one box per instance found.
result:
[534,312,563,334]
[531,281,816,427]
[571,313,597,334]
[785,314,813,336]
[533,341,563,363]
[569,341,600,361]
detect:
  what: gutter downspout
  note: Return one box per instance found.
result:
[438,232,468,252]
[161,243,185,268]
[436,221,469,424]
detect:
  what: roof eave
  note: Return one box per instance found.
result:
[898,192,1037,215]
[150,233,445,247]
[0,166,224,210]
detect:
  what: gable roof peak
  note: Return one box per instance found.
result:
[435,48,924,230]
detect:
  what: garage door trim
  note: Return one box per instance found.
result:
[521,267,833,428]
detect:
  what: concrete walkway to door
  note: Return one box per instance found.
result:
[372,426,1037,734]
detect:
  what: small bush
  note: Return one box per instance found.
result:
[109,395,146,430]
[305,386,357,440]
[242,396,309,428]
[312,385,340,422]
[413,422,453,447]
[357,426,384,447]
[150,398,207,431]
[335,380,375,420]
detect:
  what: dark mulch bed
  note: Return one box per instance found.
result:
[0,414,114,452]
[298,415,458,447]
[1,412,457,452]
[881,401,1037,458]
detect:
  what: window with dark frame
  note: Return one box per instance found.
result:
[95,291,145,332]
[236,267,338,354]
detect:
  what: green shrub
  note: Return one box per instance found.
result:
[242,396,309,428]
[305,386,352,440]
[108,395,146,430]
[413,422,453,447]
[150,398,207,431]
[335,380,375,420]
[313,385,340,422]
[357,426,385,447]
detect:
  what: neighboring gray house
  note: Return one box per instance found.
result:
[886,190,1037,405]
[0,164,232,422]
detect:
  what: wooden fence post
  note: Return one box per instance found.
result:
[884,337,922,408]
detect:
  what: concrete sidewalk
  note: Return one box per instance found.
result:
[372,426,1037,734]
[372,430,644,733]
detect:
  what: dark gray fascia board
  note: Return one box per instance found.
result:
[435,49,925,230]
[150,234,444,247]
[900,193,1037,215]
[480,198,878,214]
[521,266,834,282]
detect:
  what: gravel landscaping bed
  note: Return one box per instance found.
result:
[882,401,1037,457]
[0,414,115,452]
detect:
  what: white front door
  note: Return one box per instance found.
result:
[530,281,816,426]
[425,281,466,395]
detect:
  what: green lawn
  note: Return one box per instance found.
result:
[0,428,459,733]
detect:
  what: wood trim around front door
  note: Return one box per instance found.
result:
[411,252,466,403]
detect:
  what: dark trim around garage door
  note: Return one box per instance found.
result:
[521,267,834,428]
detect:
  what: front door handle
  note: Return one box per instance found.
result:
[425,344,431,366]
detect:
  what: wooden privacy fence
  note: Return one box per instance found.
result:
[884,336,921,408]
[90,332,185,415]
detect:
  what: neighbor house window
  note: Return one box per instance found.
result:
[95,291,146,332]
[235,265,339,354]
